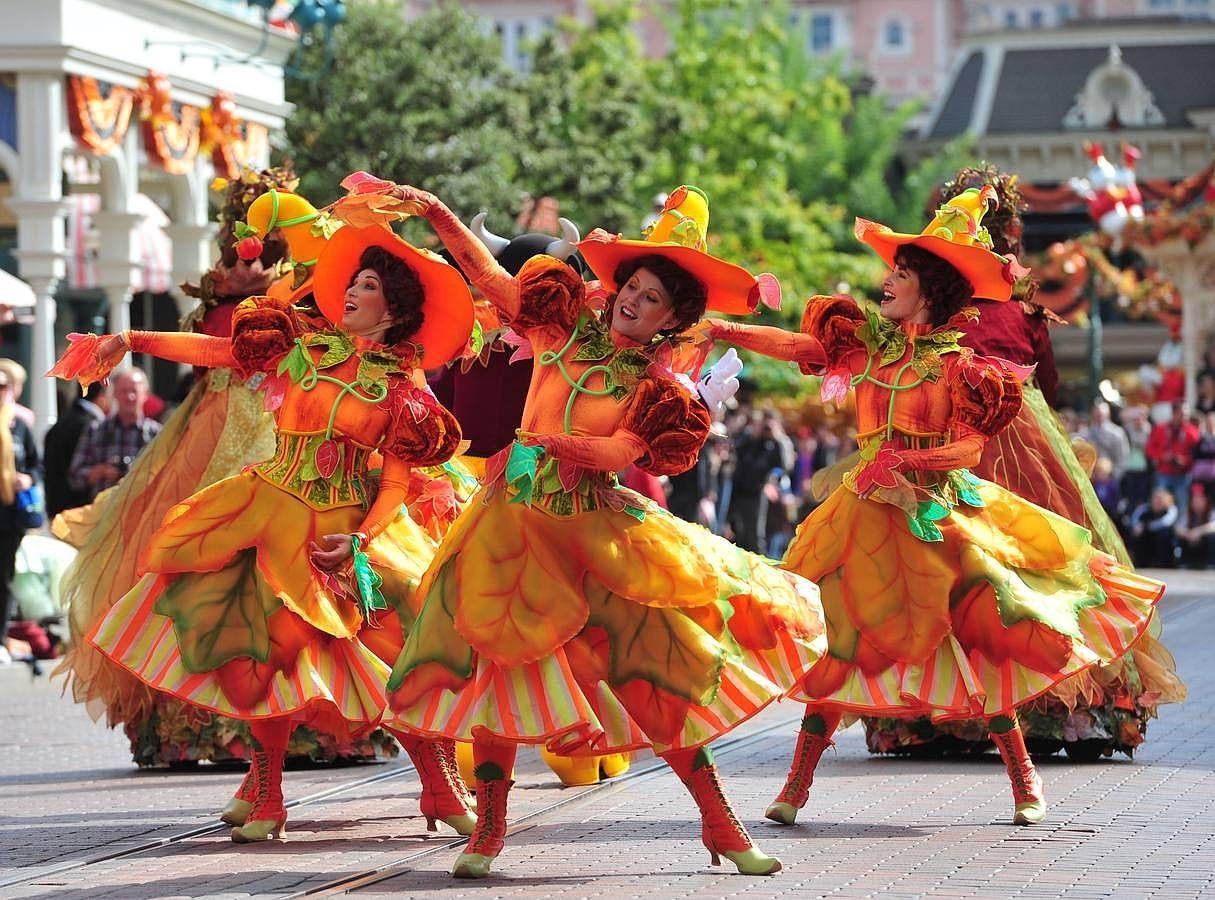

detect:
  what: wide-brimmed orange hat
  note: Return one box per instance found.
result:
[855,185,1026,301]
[578,185,781,316]
[313,225,474,367]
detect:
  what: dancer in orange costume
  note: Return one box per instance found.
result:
[701,186,1163,827]
[50,219,477,843]
[861,166,1184,760]
[53,170,390,767]
[377,182,826,878]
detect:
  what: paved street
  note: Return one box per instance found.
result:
[1,569,1211,899]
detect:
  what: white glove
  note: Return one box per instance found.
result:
[697,347,742,411]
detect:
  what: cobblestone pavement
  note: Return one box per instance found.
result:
[1,569,1211,899]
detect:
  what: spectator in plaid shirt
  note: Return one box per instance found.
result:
[67,368,161,501]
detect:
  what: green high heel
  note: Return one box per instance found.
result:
[763,800,798,826]
[452,852,495,878]
[720,847,783,876]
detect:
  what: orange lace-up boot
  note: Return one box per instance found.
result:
[390,730,477,835]
[231,728,289,843]
[669,747,782,875]
[990,718,1046,825]
[219,765,259,826]
[452,762,512,878]
[765,712,836,825]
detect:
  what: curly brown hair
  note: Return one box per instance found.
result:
[895,245,974,327]
[609,254,708,336]
[355,246,426,346]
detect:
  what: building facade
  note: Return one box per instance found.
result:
[0,0,296,433]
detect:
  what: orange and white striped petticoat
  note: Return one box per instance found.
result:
[785,480,1163,722]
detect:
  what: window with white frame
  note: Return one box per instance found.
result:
[810,13,834,52]
[492,17,554,73]
[879,18,910,53]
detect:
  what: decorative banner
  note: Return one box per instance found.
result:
[201,92,270,178]
[139,70,200,175]
[65,75,135,156]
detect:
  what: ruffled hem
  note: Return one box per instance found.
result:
[90,573,389,733]
[784,482,1162,719]
[386,616,820,755]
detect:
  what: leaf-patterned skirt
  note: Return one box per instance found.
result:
[88,471,436,732]
[383,486,827,755]
[784,479,1163,720]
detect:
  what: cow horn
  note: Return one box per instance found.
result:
[471,212,510,258]
[546,217,582,260]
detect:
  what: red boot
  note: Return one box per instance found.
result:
[765,720,834,825]
[991,725,1047,825]
[231,740,288,843]
[392,731,476,835]
[219,765,259,826]
[680,759,781,875]
[452,764,512,878]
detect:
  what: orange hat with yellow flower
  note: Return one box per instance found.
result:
[577,185,781,316]
[855,185,1027,301]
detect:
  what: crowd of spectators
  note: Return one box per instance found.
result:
[0,363,164,668]
[1068,395,1215,570]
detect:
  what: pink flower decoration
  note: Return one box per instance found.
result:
[754,272,782,311]
[959,353,1035,389]
[500,328,534,364]
[820,368,852,407]
[340,171,396,195]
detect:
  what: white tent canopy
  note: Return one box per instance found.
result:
[0,267,36,309]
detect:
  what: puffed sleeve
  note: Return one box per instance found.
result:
[380,383,463,468]
[620,376,711,477]
[229,295,305,379]
[799,295,866,375]
[508,256,587,334]
[950,356,1024,439]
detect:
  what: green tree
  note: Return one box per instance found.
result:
[281,1,522,218]
[514,3,664,233]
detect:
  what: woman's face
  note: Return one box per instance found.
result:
[612,266,679,343]
[881,263,931,324]
[342,268,392,338]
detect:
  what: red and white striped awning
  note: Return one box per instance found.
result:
[65,193,174,293]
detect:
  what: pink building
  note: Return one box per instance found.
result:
[404,1,1212,111]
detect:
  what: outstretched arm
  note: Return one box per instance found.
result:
[125,331,236,368]
[391,186,522,320]
[703,318,826,369]
[49,331,234,391]
[531,430,650,472]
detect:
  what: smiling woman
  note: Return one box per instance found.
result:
[366,179,827,880]
[49,208,478,845]
[700,185,1165,831]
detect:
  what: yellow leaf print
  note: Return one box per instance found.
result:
[453,499,590,666]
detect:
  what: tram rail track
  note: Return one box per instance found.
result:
[3,713,800,896]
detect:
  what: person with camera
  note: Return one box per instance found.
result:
[66,368,160,502]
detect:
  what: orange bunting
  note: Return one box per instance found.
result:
[66,75,135,156]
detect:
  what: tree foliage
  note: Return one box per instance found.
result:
[279,0,976,394]
[282,1,521,218]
